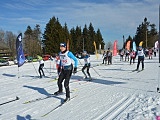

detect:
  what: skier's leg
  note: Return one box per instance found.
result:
[142,58,144,70]
[108,57,110,65]
[130,58,132,64]
[38,65,42,78]
[82,65,87,78]
[57,70,65,92]
[102,58,104,64]
[41,64,45,76]
[64,69,72,99]
[136,58,140,70]
[86,65,91,77]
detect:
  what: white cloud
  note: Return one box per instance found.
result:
[0,0,159,46]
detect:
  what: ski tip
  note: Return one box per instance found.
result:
[23,102,28,104]
[157,87,160,93]
[16,96,20,100]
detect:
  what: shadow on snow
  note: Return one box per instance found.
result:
[2,73,16,77]
[23,85,63,101]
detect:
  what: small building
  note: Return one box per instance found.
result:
[0,41,11,59]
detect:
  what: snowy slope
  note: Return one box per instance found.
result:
[0,54,160,120]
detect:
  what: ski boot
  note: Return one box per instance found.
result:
[83,76,87,79]
[54,91,63,95]
[88,76,92,81]
[64,97,70,103]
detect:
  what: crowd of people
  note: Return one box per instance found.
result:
[119,47,158,70]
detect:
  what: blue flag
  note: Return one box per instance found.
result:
[132,41,136,51]
[16,33,25,67]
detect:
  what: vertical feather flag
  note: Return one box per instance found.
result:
[113,40,118,56]
[132,41,136,51]
[125,41,131,51]
[139,41,143,47]
[16,33,25,67]
[155,41,159,49]
[67,39,69,50]
[93,41,99,59]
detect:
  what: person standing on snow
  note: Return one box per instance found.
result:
[148,48,153,59]
[136,46,145,71]
[37,55,45,78]
[120,49,124,61]
[81,51,92,80]
[130,50,136,64]
[55,54,61,79]
[106,48,112,65]
[102,51,107,64]
[54,43,78,102]
[154,47,157,57]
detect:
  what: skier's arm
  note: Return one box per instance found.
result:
[68,52,78,68]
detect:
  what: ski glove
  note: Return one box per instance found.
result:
[73,67,77,73]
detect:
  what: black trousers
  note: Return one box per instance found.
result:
[57,66,73,98]
[130,57,135,64]
[39,63,45,77]
[103,57,107,64]
[82,64,91,77]
[137,57,144,70]
[108,56,112,64]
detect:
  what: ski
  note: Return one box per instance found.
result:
[0,96,19,106]
[23,93,64,104]
[47,78,58,82]
[132,69,138,72]
[23,89,77,104]
[137,69,144,73]
[41,95,78,117]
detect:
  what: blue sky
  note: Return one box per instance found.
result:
[0,0,159,48]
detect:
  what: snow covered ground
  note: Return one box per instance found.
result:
[0,54,160,120]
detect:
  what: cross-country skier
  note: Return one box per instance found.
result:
[81,51,92,80]
[136,46,145,71]
[102,51,107,64]
[106,48,112,65]
[120,49,124,61]
[37,55,45,78]
[54,43,78,102]
[55,54,61,79]
[130,50,136,64]
[148,48,153,59]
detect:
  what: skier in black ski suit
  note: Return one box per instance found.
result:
[136,46,145,70]
[81,51,92,80]
[37,55,45,78]
[54,43,78,102]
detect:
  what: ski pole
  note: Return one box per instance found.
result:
[91,67,101,76]
[44,67,51,75]
[32,62,39,77]
[78,58,83,65]
[157,65,160,93]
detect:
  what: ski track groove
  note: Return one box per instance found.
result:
[0,78,81,103]
[0,79,89,119]
[95,95,136,120]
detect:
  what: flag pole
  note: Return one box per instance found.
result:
[16,33,25,79]
[157,4,160,92]
[18,67,20,78]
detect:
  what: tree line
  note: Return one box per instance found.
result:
[43,16,105,55]
[124,17,158,50]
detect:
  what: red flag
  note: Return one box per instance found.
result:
[113,40,118,56]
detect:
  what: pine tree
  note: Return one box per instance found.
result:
[43,17,64,54]
[134,17,158,48]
